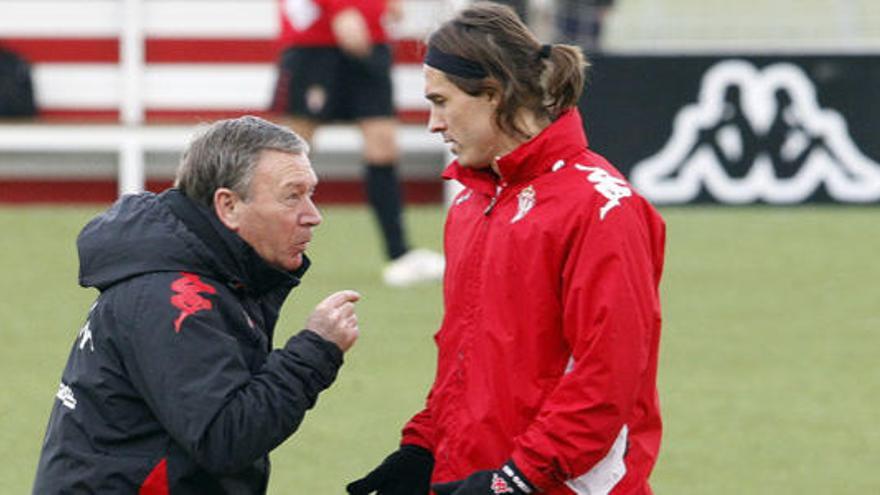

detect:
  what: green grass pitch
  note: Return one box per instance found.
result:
[1,204,877,494]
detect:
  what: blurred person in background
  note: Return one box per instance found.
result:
[272,0,445,287]
[0,43,37,118]
[347,3,665,495]
[486,0,615,54]
[555,0,615,53]
[33,116,361,494]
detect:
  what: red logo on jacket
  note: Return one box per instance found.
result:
[490,473,514,494]
[170,272,217,333]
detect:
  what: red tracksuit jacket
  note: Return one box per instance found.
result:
[278,0,388,47]
[402,109,666,495]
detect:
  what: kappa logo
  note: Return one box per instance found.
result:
[56,382,77,410]
[490,473,515,494]
[631,60,880,204]
[77,320,94,352]
[454,189,473,206]
[511,185,536,223]
[77,302,97,352]
[575,165,633,220]
[170,273,217,333]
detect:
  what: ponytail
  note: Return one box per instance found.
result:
[426,2,589,139]
[541,44,588,118]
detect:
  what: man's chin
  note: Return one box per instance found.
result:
[278,253,304,273]
[458,156,490,169]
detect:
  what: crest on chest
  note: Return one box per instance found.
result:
[510,185,536,224]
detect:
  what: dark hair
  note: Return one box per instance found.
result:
[175,115,309,207]
[427,2,588,139]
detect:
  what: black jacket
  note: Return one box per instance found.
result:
[33,189,343,494]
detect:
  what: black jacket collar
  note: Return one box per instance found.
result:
[160,189,309,296]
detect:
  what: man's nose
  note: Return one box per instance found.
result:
[302,197,322,226]
[427,110,445,133]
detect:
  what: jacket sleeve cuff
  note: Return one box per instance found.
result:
[299,329,343,360]
[284,329,344,384]
[401,408,435,452]
[400,434,433,452]
[510,450,557,493]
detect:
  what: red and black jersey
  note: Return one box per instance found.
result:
[402,110,666,494]
[33,190,342,494]
[277,0,389,47]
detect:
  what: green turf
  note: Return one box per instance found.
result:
[1,205,878,494]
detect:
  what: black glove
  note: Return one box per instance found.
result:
[346,444,434,495]
[432,461,535,495]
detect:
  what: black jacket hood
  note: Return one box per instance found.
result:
[77,189,309,295]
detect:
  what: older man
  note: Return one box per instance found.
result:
[33,116,360,494]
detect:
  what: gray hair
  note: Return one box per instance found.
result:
[174,115,309,207]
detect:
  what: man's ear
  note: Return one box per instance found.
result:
[213,187,242,231]
[483,79,502,102]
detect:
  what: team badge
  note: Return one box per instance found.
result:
[170,273,217,333]
[305,85,327,115]
[511,185,536,223]
[490,473,515,494]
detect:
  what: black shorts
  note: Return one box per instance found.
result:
[271,45,395,122]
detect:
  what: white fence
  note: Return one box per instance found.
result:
[0,0,448,196]
[3,0,878,199]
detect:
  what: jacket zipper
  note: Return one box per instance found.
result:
[483,183,506,215]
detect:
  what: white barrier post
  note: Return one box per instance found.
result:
[119,136,145,196]
[118,0,145,195]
